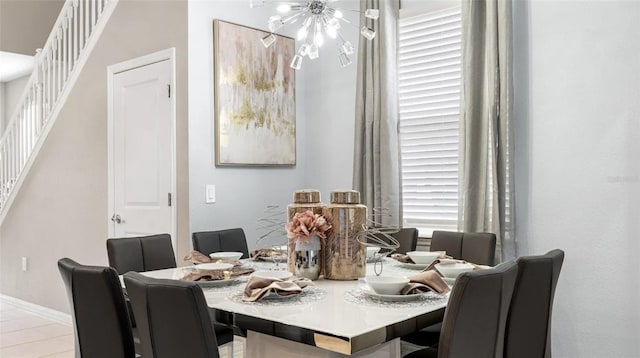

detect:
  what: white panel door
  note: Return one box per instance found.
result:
[111,59,173,240]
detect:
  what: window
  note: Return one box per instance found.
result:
[398,6,462,236]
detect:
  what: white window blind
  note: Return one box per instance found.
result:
[398,7,462,236]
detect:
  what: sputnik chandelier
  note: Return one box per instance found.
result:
[250,0,379,70]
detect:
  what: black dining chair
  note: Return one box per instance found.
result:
[393,228,419,254]
[504,249,565,358]
[430,231,496,265]
[371,227,419,254]
[192,228,250,259]
[58,258,136,358]
[106,234,177,274]
[123,271,234,358]
[404,260,518,358]
[404,231,497,348]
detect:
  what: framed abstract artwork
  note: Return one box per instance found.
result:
[213,20,296,166]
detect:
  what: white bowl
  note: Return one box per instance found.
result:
[251,270,292,281]
[406,251,441,265]
[209,252,243,261]
[366,246,380,259]
[365,276,410,295]
[435,263,474,278]
[195,262,234,271]
[273,245,288,252]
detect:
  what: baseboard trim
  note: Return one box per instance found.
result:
[0,294,72,326]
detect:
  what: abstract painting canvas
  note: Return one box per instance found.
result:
[213,20,296,166]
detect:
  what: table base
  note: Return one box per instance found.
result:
[246,331,401,358]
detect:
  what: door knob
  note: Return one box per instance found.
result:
[111,214,123,224]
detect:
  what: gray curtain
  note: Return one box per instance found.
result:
[353,0,402,227]
[459,0,516,261]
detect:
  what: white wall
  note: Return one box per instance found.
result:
[188,1,307,250]
[2,75,29,127]
[513,1,640,357]
[0,82,4,133]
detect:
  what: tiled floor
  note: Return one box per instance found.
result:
[0,300,244,358]
[0,301,74,358]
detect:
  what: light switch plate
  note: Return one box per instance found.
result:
[205,184,216,203]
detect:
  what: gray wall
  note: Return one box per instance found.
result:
[0,0,64,55]
[513,1,640,357]
[0,0,189,313]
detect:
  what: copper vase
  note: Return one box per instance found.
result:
[323,190,367,280]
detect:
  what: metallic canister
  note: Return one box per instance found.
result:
[287,189,324,275]
[324,190,367,280]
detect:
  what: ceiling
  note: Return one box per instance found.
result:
[0,51,34,82]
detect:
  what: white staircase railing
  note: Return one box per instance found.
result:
[0,0,118,222]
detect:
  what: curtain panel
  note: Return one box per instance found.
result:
[353,0,402,227]
[459,0,516,261]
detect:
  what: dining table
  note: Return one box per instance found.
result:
[134,257,451,358]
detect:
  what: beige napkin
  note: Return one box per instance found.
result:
[183,250,213,264]
[391,251,448,264]
[242,276,312,302]
[391,253,415,263]
[181,267,255,282]
[401,270,450,295]
[424,258,491,272]
[250,248,286,262]
[183,250,242,266]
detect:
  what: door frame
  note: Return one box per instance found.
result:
[106,48,177,249]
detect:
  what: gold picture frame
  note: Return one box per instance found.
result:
[213,20,296,166]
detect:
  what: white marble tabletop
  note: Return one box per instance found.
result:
[136,258,450,356]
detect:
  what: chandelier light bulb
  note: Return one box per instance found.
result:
[277,4,292,13]
[334,10,343,19]
[326,25,337,39]
[314,31,324,47]
[297,26,309,41]
[308,44,319,59]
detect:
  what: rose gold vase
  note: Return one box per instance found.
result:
[323,190,367,280]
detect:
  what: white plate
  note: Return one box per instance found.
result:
[361,286,424,302]
[399,262,430,270]
[194,262,234,271]
[194,278,240,288]
[262,291,299,300]
[251,270,293,281]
